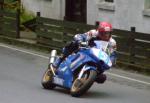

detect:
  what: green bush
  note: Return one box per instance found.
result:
[20,8,35,24]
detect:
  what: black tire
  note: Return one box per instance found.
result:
[70,70,97,97]
[41,69,56,89]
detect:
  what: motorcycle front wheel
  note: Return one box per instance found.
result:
[70,70,97,97]
[41,69,56,89]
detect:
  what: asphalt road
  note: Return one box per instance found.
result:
[0,43,150,103]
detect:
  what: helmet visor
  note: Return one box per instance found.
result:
[100,31,111,36]
[98,31,111,41]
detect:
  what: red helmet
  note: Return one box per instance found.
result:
[98,22,112,41]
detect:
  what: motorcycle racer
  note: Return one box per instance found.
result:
[53,21,117,69]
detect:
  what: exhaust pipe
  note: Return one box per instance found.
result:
[49,50,57,76]
[49,50,57,64]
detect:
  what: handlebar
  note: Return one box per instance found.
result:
[79,41,89,49]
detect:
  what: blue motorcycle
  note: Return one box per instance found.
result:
[41,40,112,97]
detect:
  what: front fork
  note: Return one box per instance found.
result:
[49,64,56,76]
[77,65,97,79]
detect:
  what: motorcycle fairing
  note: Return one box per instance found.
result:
[70,48,112,72]
[55,52,96,88]
[54,45,112,88]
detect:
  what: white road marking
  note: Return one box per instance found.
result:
[0,44,150,86]
[106,72,150,85]
[0,44,49,59]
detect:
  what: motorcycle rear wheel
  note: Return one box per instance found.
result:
[41,69,56,89]
[71,70,97,97]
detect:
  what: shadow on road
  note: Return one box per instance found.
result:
[82,90,115,99]
[42,87,115,99]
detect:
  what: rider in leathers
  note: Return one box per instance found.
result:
[53,21,117,69]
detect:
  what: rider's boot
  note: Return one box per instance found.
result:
[52,44,73,69]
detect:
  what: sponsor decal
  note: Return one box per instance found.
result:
[70,54,85,68]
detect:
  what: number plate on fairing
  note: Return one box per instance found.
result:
[53,77,64,86]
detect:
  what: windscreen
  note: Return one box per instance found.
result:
[94,40,108,51]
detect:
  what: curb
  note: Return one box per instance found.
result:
[116,61,150,76]
[0,35,54,53]
[0,35,149,76]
